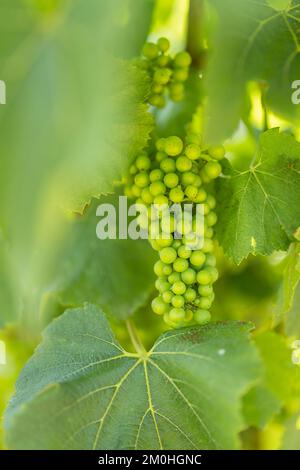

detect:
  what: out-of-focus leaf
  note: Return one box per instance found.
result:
[286,284,300,336]
[5,306,261,449]
[216,129,300,263]
[204,0,300,143]
[277,243,300,320]
[281,413,300,449]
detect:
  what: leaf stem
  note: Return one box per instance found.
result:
[126,319,147,358]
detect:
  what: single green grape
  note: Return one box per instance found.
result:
[173,258,189,273]
[168,271,181,284]
[169,307,185,322]
[208,145,225,160]
[205,161,222,179]
[184,287,197,302]
[155,151,167,163]
[181,171,196,186]
[172,68,189,82]
[150,181,166,196]
[155,279,171,293]
[206,211,217,227]
[196,269,212,285]
[156,138,166,151]
[198,285,213,297]
[172,281,186,295]
[194,188,207,202]
[160,247,177,264]
[150,169,164,182]
[169,186,184,203]
[190,250,206,267]
[151,296,168,315]
[153,194,169,207]
[181,267,196,285]
[205,253,216,267]
[169,82,184,95]
[136,155,151,171]
[176,156,192,172]
[185,144,201,160]
[202,238,214,253]
[164,136,183,156]
[164,172,179,188]
[198,296,213,310]
[194,309,211,325]
[129,164,138,175]
[162,290,173,303]
[132,185,142,198]
[149,94,165,108]
[185,185,198,200]
[160,158,176,173]
[171,295,185,308]
[174,51,192,67]
[143,42,159,59]
[154,68,172,85]
[141,187,154,204]
[206,266,219,283]
[178,245,191,259]
[157,37,170,52]
[135,172,149,188]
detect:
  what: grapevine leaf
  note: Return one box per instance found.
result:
[204,0,300,142]
[243,331,298,427]
[5,306,261,450]
[216,129,300,263]
[282,413,300,449]
[286,284,300,336]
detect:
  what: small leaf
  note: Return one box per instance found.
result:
[216,129,300,263]
[5,306,261,450]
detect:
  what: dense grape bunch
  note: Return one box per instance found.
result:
[139,37,192,108]
[125,132,225,329]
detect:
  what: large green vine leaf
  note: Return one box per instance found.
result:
[216,129,300,263]
[204,0,300,142]
[5,305,261,450]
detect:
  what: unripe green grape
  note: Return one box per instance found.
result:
[199,167,211,184]
[206,266,219,283]
[169,307,185,322]
[156,55,170,67]
[198,285,213,297]
[172,281,186,295]
[176,220,192,237]
[124,186,133,198]
[185,309,194,322]
[155,151,167,162]
[197,269,212,285]
[152,83,164,94]
[157,37,170,52]
[194,188,207,202]
[162,290,173,303]
[181,267,196,285]
[206,195,216,209]
[169,82,184,95]
[184,287,197,303]
[136,155,151,171]
[194,309,211,325]
[150,181,166,196]
[154,68,172,85]
[205,253,216,267]
[130,164,138,175]
[143,42,159,59]
[156,138,166,151]
[156,236,173,249]
[198,297,213,310]
[149,94,165,108]
[141,187,154,204]
[171,295,185,308]
[186,132,201,145]
[178,245,191,259]
[160,247,177,264]
[153,194,169,206]
[160,158,176,173]
[154,260,166,277]
[173,258,189,273]
[206,211,217,227]
[164,136,183,156]
[150,168,164,182]
[185,185,198,200]
[208,145,225,160]
[176,155,192,172]
[171,91,184,102]
[135,172,149,188]
[168,271,181,284]
[174,51,192,67]
[205,227,214,239]
[172,67,189,81]
[190,250,206,267]
[155,279,171,293]
[162,264,172,275]
[205,161,222,179]
[193,175,202,187]
[172,240,181,250]
[181,171,196,186]
[150,239,161,251]
[169,186,184,203]
[132,184,142,197]
[202,238,214,253]
[151,296,168,315]
[164,172,179,188]
[185,144,201,160]
[137,213,149,229]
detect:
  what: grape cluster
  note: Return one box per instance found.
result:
[140,37,191,108]
[125,134,225,328]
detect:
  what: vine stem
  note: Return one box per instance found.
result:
[126,319,147,358]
